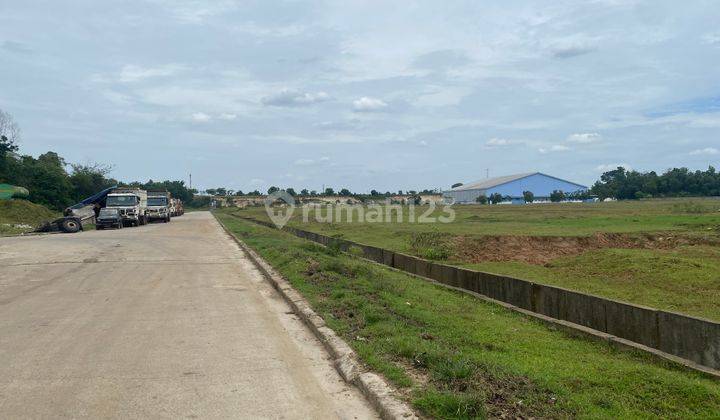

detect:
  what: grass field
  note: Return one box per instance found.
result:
[215,213,720,419]
[0,199,57,235]
[220,199,720,320]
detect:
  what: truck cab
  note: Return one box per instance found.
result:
[147,192,171,223]
[106,189,147,226]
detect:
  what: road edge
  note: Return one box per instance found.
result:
[214,213,418,420]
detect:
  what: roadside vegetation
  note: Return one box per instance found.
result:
[224,199,720,320]
[215,212,720,419]
[0,199,57,235]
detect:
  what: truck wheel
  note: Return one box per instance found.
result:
[117,222,123,229]
[61,219,81,233]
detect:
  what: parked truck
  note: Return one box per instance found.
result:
[170,198,184,217]
[105,188,148,227]
[147,190,171,223]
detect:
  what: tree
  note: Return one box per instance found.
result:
[324,187,334,196]
[285,187,297,196]
[69,162,116,202]
[339,188,351,196]
[550,190,565,202]
[0,110,21,147]
[216,187,227,196]
[267,186,279,195]
[475,194,487,204]
[523,190,534,203]
[489,193,503,204]
[370,189,379,196]
[0,135,18,155]
[451,182,463,188]
[310,190,317,196]
[300,188,309,196]
[205,188,217,196]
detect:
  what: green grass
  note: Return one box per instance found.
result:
[461,247,720,321]
[215,212,720,419]
[220,199,720,320]
[0,199,57,235]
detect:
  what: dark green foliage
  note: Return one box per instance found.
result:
[550,190,565,202]
[523,190,534,203]
[475,194,487,204]
[489,193,503,204]
[592,166,720,199]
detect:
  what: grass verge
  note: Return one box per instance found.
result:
[0,199,57,235]
[220,204,720,321]
[215,212,720,419]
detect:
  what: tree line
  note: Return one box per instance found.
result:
[205,186,439,197]
[0,111,197,211]
[589,166,720,200]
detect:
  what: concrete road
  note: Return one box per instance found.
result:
[0,212,377,419]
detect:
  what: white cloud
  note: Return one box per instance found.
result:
[294,156,331,166]
[539,145,570,153]
[261,90,330,107]
[293,158,315,166]
[689,147,719,156]
[191,112,211,122]
[703,32,720,45]
[353,97,388,112]
[596,163,632,172]
[485,138,510,147]
[118,64,184,83]
[567,132,602,143]
[218,113,237,120]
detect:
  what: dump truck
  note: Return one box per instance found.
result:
[36,186,117,233]
[105,188,148,227]
[147,190,171,223]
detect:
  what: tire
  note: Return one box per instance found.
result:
[97,225,104,230]
[61,218,81,233]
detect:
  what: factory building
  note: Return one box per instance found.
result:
[443,172,588,204]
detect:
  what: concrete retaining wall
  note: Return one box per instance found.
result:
[236,216,720,370]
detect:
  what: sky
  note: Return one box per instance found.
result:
[1,0,719,193]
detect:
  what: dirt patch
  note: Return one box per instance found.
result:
[452,232,719,265]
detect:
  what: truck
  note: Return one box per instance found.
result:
[105,188,148,227]
[147,190,171,223]
[170,198,184,217]
[36,186,116,233]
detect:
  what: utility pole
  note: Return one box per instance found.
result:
[189,173,192,190]
[486,168,489,179]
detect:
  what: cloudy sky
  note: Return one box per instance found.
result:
[2,0,719,192]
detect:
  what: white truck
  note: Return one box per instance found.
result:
[105,188,148,227]
[147,190,171,223]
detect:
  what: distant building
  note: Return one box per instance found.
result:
[443,172,588,204]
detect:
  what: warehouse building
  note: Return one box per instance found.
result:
[443,172,588,204]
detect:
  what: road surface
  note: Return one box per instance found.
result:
[0,212,377,419]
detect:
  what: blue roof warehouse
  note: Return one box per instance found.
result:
[443,172,588,204]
